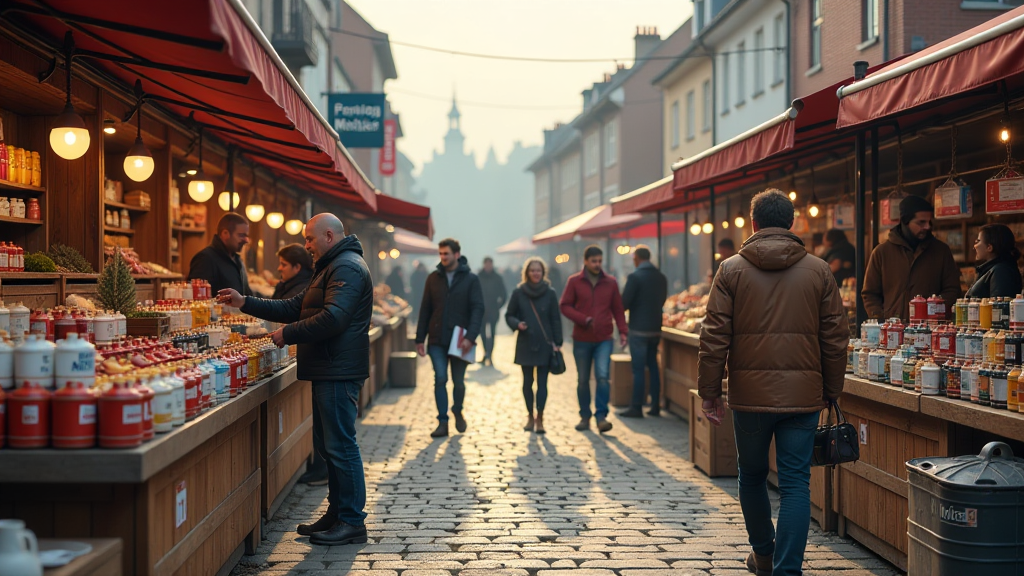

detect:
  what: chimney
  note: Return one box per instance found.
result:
[582,88,593,110]
[634,25,661,62]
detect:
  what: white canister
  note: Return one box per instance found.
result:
[114,311,127,339]
[891,353,905,387]
[921,362,941,395]
[212,358,230,401]
[148,373,174,434]
[14,335,55,389]
[94,311,118,344]
[55,333,96,389]
[8,302,29,344]
[0,300,9,335]
[167,370,185,426]
[0,338,13,390]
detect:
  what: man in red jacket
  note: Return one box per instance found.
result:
[560,245,628,432]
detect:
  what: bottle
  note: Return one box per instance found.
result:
[977,364,990,406]
[0,242,8,272]
[980,298,993,330]
[891,348,906,387]
[955,298,967,327]
[996,330,1007,365]
[920,358,941,395]
[30,151,40,187]
[26,198,39,221]
[903,356,917,391]
[1008,363,1021,411]
[1012,295,1024,330]
[961,361,974,402]
[910,295,928,325]
[968,298,981,329]
[120,209,130,229]
[946,359,962,399]
[0,118,7,181]
[0,197,9,216]
[992,365,1009,409]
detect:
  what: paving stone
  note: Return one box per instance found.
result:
[233,334,900,576]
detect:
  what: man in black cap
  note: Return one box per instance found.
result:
[862,195,961,321]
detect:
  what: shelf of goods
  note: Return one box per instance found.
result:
[0,180,45,196]
[104,200,150,213]
[0,215,42,226]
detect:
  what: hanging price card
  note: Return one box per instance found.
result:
[175,481,187,528]
[879,197,902,226]
[986,176,1024,215]
[934,180,973,220]
[832,203,855,230]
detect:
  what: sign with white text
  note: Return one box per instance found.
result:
[379,119,397,176]
[328,93,386,148]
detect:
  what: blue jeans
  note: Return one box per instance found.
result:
[733,410,819,576]
[428,345,468,421]
[311,380,367,526]
[573,339,613,420]
[628,335,661,408]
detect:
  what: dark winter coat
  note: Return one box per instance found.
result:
[241,236,373,382]
[478,269,508,322]
[416,256,485,349]
[560,269,627,343]
[966,257,1023,299]
[505,281,562,366]
[271,268,313,300]
[621,261,668,336]
[188,235,252,296]
[385,268,407,299]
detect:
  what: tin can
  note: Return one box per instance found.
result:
[7,383,50,448]
[98,380,143,448]
[14,335,55,390]
[1011,295,1024,330]
[51,381,97,449]
[992,365,1009,409]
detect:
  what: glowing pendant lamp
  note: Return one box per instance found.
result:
[285,219,304,235]
[187,128,214,202]
[49,35,90,160]
[245,164,264,222]
[266,212,285,229]
[218,191,240,211]
[123,96,154,182]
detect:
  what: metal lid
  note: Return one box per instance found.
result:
[908,442,1024,490]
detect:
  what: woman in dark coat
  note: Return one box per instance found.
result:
[505,257,562,434]
[967,223,1023,299]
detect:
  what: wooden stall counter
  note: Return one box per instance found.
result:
[661,327,701,420]
[0,363,299,576]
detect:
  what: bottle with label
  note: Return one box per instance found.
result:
[120,209,130,229]
[1008,363,1021,411]
[26,198,40,221]
[981,298,993,330]
[968,298,981,328]
[992,365,1009,409]
[30,151,40,187]
[977,364,991,406]
[946,359,962,399]
[961,361,974,402]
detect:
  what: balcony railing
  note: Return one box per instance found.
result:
[272,0,319,71]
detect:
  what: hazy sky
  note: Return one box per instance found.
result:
[346,0,693,172]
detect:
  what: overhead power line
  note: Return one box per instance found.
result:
[388,87,662,111]
[331,27,783,64]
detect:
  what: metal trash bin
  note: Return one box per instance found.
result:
[906,441,1024,575]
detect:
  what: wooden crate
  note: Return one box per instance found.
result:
[0,272,60,309]
[688,389,738,476]
[60,273,100,304]
[125,315,170,339]
[662,328,700,419]
[261,379,313,520]
[836,391,950,573]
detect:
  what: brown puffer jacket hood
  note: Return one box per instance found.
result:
[698,228,850,413]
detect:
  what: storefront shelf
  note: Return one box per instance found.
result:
[0,214,42,225]
[0,180,45,196]
[172,225,205,234]
[103,225,134,235]
[104,199,150,212]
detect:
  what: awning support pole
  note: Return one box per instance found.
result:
[855,131,868,327]
[871,127,880,247]
[657,211,663,266]
[709,185,716,277]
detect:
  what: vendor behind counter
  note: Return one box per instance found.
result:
[965,223,1023,299]
[188,212,253,296]
[861,195,961,322]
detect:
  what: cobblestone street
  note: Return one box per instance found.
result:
[236,333,899,576]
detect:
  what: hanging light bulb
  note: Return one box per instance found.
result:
[188,129,214,202]
[390,249,401,259]
[266,212,285,229]
[49,35,90,160]
[734,212,746,228]
[285,219,304,235]
[808,204,820,218]
[245,164,264,222]
[690,222,702,236]
[123,98,154,182]
[702,221,714,234]
[103,119,116,135]
[1000,111,1012,143]
[385,224,395,233]
[807,167,820,217]
[218,191,240,211]
[377,250,387,261]
[788,190,797,201]
[722,220,729,229]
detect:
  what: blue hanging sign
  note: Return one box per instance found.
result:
[328,93,386,148]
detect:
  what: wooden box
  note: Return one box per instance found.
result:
[662,328,701,419]
[688,389,738,477]
[261,379,312,521]
[0,272,60,309]
[125,315,170,339]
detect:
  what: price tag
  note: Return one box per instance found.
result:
[175,481,187,528]
[859,422,869,445]
[278,411,283,435]
[986,176,1024,214]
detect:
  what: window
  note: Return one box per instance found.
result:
[695,0,706,32]
[561,156,579,191]
[702,80,712,132]
[536,171,550,200]
[685,91,695,140]
[584,133,599,176]
[862,0,879,41]
[720,52,730,113]
[736,41,746,105]
[810,0,823,68]
[753,28,765,95]
[670,100,680,149]
[773,13,785,84]
[604,121,618,167]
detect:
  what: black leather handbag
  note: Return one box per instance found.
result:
[812,401,860,467]
[529,300,566,375]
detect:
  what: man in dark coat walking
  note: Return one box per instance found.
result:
[619,245,668,418]
[416,238,485,438]
[218,213,372,546]
[478,257,508,366]
[188,212,252,295]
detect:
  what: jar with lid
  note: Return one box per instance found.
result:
[0,197,9,216]
[955,298,968,327]
[996,330,1008,364]
[920,359,941,395]
[992,365,1009,409]
[903,356,918,390]
[981,298,993,329]
[891,348,906,387]
[946,359,962,399]
[968,298,981,328]
[26,198,40,221]
[862,319,881,347]
[961,361,974,402]
[977,364,991,406]
[910,295,928,325]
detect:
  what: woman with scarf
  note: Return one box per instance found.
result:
[966,224,1023,299]
[505,257,562,434]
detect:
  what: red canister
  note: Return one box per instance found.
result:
[886,318,904,350]
[7,383,51,448]
[29,308,54,342]
[184,366,200,420]
[74,312,94,344]
[228,353,242,397]
[98,379,143,448]
[55,310,77,341]
[51,381,97,449]
[135,378,154,441]
[928,294,947,325]
[910,295,928,325]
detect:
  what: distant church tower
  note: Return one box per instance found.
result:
[444,96,465,156]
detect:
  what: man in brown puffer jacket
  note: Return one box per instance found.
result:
[698,189,849,576]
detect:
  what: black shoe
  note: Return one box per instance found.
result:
[453,411,467,433]
[617,408,644,418]
[575,417,590,431]
[430,422,449,438]
[298,465,329,486]
[596,419,613,433]
[297,512,335,536]
[647,407,661,417]
[308,521,368,546]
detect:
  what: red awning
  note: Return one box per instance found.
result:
[837,7,1024,129]
[496,237,536,254]
[9,0,377,210]
[532,205,606,245]
[393,230,436,254]
[371,194,434,239]
[576,205,643,236]
[608,219,691,239]
[610,177,673,216]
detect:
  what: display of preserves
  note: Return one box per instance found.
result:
[662,283,710,333]
[372,284,410,327]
